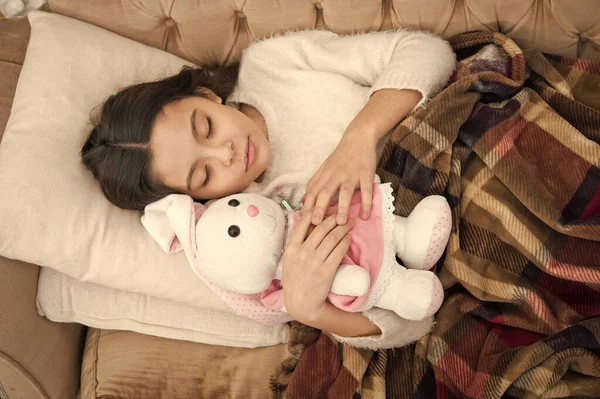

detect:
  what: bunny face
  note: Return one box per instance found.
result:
[194,193,287,294]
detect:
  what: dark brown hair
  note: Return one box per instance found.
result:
[81,65,239,210]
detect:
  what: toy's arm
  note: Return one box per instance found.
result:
[275,261,370,297]
[330,264,370,297]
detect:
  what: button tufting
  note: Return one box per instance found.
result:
[235,11,246,19]
[164,18,176,28]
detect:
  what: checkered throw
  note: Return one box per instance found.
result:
[271,31,600,399]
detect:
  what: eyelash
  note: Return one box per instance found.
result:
[202,165,211,187]
[206,117,213,139]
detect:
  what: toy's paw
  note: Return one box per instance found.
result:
[400,196,452,270]
[330,264,370,297]
[422,197,452,269]
[2,0,25,17]
[394,270,443,320]
[427,275,444,316]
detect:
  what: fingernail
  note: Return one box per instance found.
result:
[337,215,346,224]
[361,211,369,219]
[312,213,321,224]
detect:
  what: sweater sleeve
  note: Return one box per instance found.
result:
[329,310,434,350]
[242,29,456,108]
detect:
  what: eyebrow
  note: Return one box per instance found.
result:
[186,110,198,192]
[190,109,198,141]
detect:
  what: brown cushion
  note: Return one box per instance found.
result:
[0,17,30,141]
[81,328,289,398]
[0,257,85,399]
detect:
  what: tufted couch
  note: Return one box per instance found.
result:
[0,1,599,398]
[47,0,600,64]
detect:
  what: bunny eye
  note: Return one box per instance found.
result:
[228,199,240,207]
[228,225,240,238]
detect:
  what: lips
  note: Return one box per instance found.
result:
[244,139,249,171]
[245,137,255,171]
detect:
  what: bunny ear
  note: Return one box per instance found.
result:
[141,194,198,255]
[194,202,208,224]
[164,195,199,256]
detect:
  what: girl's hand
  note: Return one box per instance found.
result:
[303,131,377,225]
[282,212,354,324]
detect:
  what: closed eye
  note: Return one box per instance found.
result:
[187,109,199,192]
[207,116,213,139]
[202,165,211,187]
[187,112,213,191]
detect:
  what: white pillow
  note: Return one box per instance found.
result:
[37,268,288,348]
[0,12,286,342]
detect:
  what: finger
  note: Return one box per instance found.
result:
[303,191,317,213]
[303,213,338,249]
[303,171,322,204]
[302,187,313,208]
[314,220,354,262]
[287,210,314,246]
[312,188,336,225]
[323,234,352,275]
[303,183,322,213]
[359,176,374,220]
[303,168,327,209]
[335,183,356,225]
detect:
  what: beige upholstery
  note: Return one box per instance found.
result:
[48,0,600,64]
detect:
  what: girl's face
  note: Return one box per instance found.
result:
[149,95,271,200]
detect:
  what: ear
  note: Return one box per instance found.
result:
[141,194,197,255]
[194,87,222,104]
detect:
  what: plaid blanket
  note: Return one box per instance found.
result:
[270,31,600,399]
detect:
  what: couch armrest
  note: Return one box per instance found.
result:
[0,257,86,399]
[0,17,29,140]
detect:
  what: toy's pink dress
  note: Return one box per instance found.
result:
[261,183,396,314]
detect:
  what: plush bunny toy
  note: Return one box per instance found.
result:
[142,183,451,322]
[0,0,45,18]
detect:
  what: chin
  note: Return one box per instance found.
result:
[252,168,267,184]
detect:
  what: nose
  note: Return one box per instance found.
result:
[247,205,259,217]
[208,141,234,165]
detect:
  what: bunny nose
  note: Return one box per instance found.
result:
[247,205,259,217]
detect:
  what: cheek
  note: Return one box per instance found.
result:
[233,111,253,131]
[220,168,247,191]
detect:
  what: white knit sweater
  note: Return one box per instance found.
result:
[226,29,456,349]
